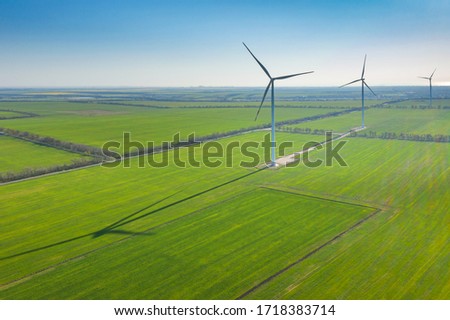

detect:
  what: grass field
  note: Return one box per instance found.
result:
[0,111,22,119]
[1,188,373,299]
[119,99,382,108]
[0,89,449,300]
[0,102,343,151]
[0,135,90,173]
[244,138,449,299]
[286,108,450,135]
[385,99,450,108]
[1,131,448,299]
[0,131,317,284]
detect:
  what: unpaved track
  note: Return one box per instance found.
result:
[275,126,366,167]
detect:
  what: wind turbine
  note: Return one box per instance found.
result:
[340,54,376,128]
[418,68,436,107]
[243,42,313,167]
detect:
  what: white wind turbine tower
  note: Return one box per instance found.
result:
[243,42,313,166]
[418,68,437,108]
[340,54,376,129]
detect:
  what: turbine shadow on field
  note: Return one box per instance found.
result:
[92,191,182,238]
[0,192,181,261]
[1,168,265,262]
[92,167,265,237]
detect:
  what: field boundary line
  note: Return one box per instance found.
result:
[236,191,382,300]
[259,186,379,210]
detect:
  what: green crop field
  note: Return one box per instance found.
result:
[0,111,21,119]
[286,108,450,135]
[385,99,450,108]
[1,130,448,299]
[0,131,318,285]
[244,138,449,299]
[0,102,343,151]
[1,188,373,299]
[0,135,90,174]
[119,99,381,108]
[0,89,449,300]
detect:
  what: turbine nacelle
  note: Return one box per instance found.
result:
[418,68,436,108]
[339,54,375,128]
[339,55,376,96]
[418,68,436,81]
[243,42,314,121]
[243,42,314,166]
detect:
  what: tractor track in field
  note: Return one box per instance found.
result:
[236,198,382,300]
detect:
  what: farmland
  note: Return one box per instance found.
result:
[0,111,19,119]
[0,135,89,174]
[0,101,346,151]
[285,107,450,135]
[0,88,449,300]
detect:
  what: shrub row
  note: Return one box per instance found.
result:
[0,158,101,183]
[0,109,39,120]
[0,127,105,157]
[278,126,450,143]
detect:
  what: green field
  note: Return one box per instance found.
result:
[0,135,90,174]
[0,131,317,284]
[385,99,450,108]
[0,111,21,119]
[1,132,449,299]
[119,99,381,108]
[1,187,373,299]
[287,108,449,135]
[0,92,449,300]
[0,102,343,151]
[245,138,449,299]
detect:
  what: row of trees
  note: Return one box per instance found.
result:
[0,127,106,182]
[0,109,39,120]
[374,103,449,109]
[277,126,330,136]
[0,158,100,183]
[278,126,450,143]
[1,128,105,157]
[180,105,350,109]
[350,131,450,142]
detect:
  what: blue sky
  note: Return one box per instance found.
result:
[0,0,449,87]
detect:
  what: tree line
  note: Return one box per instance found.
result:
[0,109,39,120]
[375,102,450,109]
[0,158,101,183]
[277,126,450,143]
[0,127,105,157]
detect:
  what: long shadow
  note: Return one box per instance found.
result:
[1,168,265,262]
[91,168,266,238]
[0,191,182,261]
[105,229,154,236]
[92,191,182,238]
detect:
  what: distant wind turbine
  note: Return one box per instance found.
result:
[340,54,376,128]
[243,42,313,167]
[418,68,436,107]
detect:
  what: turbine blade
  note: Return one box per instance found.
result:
[430,68,437,78]
[273,71,314,81]
[339,79,361,88]
[364,81,376,96]
[255,81,272,121]
[361,54,367,78]
[418,76,430,80]
[242,42,272,79]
